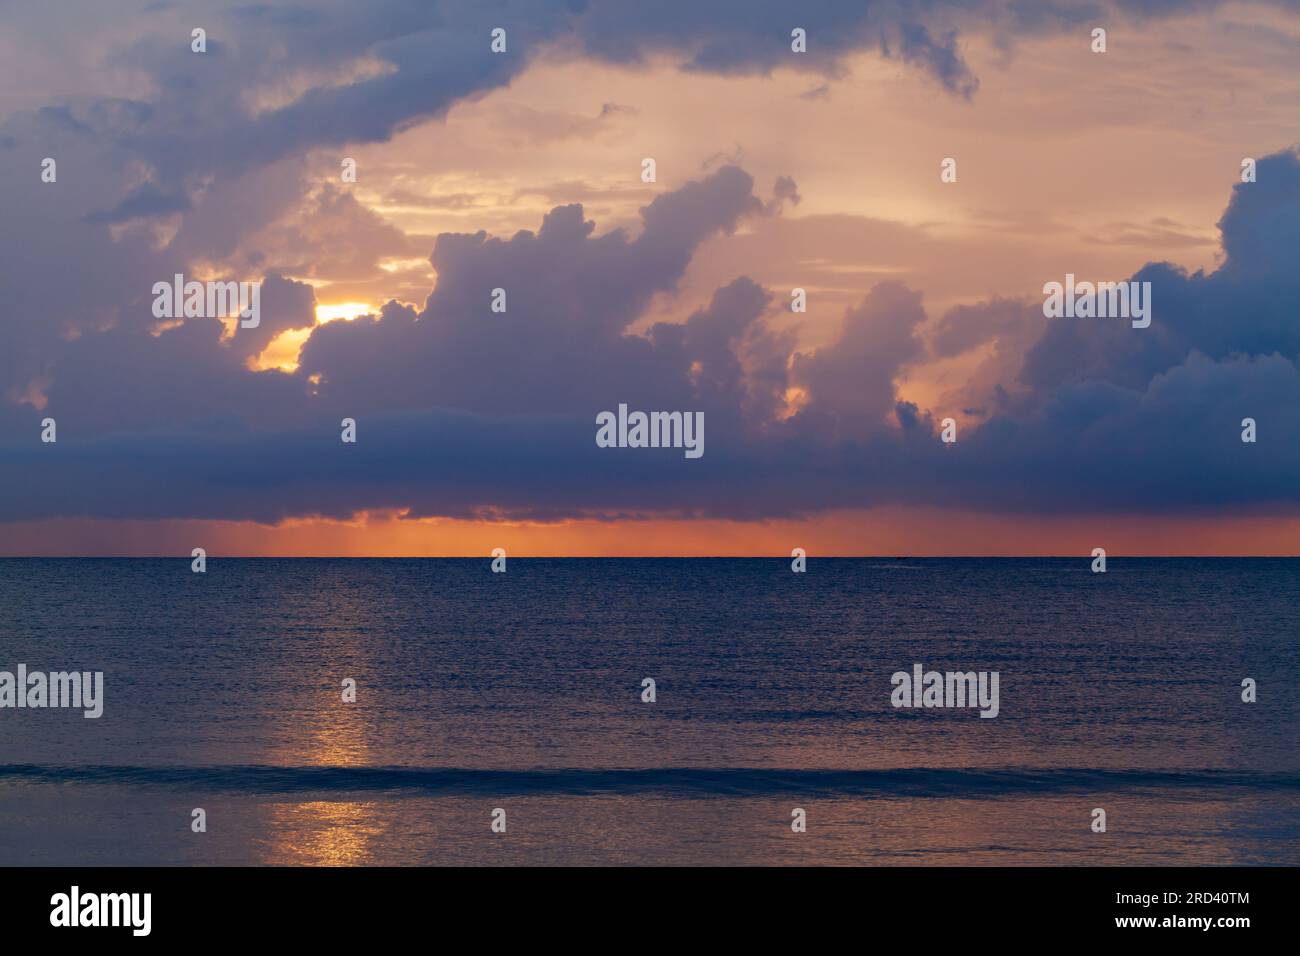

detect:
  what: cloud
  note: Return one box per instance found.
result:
[5,0,1029,400]
[6,147,1300,523]
[1017,150,1300,404]
[83,183,192,224]
[790,281,927,439]
[294,165,769,418]
[1,3,1298,530]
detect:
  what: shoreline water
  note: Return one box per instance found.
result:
[2,558,1296,864]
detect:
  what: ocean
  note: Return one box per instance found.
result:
[1,557,1296,865]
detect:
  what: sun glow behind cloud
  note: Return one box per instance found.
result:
[314,302,375,324]
[249,302,377,372]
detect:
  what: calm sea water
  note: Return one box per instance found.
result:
[0,558,1296,865]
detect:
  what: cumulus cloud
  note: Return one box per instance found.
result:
[5,147,1299,524]
[790,281,927,440]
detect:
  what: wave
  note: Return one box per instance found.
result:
[2,765,1297,797]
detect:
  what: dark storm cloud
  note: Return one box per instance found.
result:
[5,149,1300,524]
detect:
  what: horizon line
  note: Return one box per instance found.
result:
[2,554,1299,560]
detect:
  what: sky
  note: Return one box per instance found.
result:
[1,0,1298,555]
